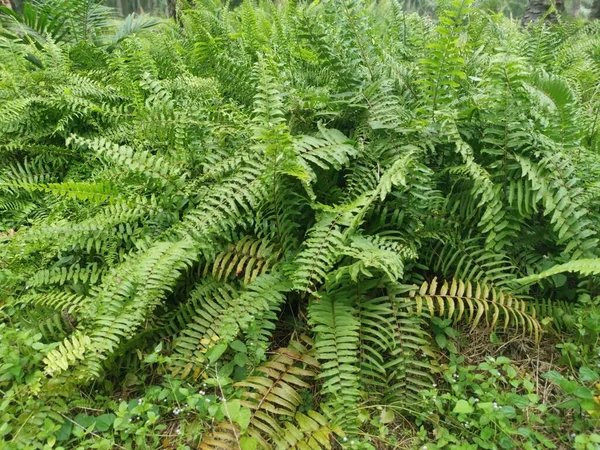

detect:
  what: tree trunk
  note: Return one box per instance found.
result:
[571,0,582,16]
[522,0,564,26]
[168,0,177,21]
[591,0,600,20]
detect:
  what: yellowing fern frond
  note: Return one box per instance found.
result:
[409,278,541,341]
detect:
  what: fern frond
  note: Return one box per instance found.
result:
[181,157,268,241]
[28,262,107,288]
[5,181,118,204]
[43,238,197,380]
[516,154,598,259]
[431,236,518,289]
[381,282,437,404]
[43,332,91,375]
[309,284,360,432]
[204,236,281,285]
[525,72,580,147]
[409,278,541,341]
[514,259,600,285]
[232,336,338,449]
[333,235,406,282]
[169,278,238,378]
[217,273,290,344]
[110,13,161,47]
[67,135,185,191]
[294,127,358,182]
[292,210,346,294]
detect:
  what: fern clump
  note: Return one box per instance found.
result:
[1,0,600,449]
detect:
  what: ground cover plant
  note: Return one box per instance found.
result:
[1,0,600,449]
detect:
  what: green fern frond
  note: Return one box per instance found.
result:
[169,278,238,378]
[333,234,406,282]
[217,273,290,344]
[182,157,268,241]
[5,181,118,204]
[525,72,580,147]
[514,259,600,286]
[516,154,598,259]
[67,135,185,191]
[294,127,358,181]
[43,332,91,376]
[292,210,346,294]
[110,13,161,47]
[432,237,518,289]
[309,283,360,432]
[43,238,197,380]
[380,282,437,404]
[417,0,473,118]
[28,262,107,287]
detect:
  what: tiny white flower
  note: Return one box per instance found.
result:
[432,383,437,387]
[342,437,348,442]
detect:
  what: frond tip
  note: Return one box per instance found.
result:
[514,259,600,286]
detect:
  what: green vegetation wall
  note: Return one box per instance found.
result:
[1,0,600,449]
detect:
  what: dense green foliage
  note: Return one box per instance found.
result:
[1,0,600,449]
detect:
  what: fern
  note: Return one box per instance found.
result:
[204,235,281,285]
[309,283,361,432]
[292,209,347,294]
[515,258,600,285]
[418,0,473,119]
[43,238,197,380]
[233,337,339,450]
[2,1,600,448]
[409,277,541,341]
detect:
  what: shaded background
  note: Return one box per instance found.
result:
[5,0,171,16]
[1,0,597,19]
